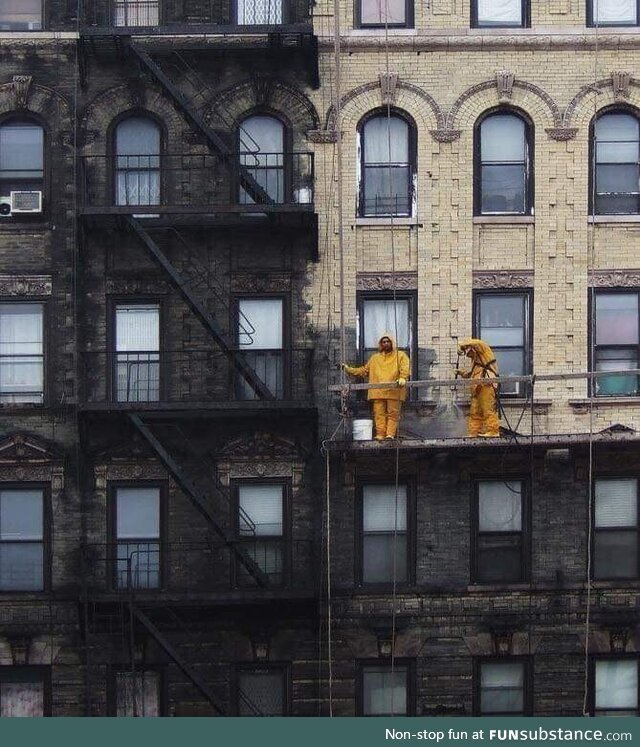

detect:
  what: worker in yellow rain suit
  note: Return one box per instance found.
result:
[343,334,410,440]
[456,338,501,437]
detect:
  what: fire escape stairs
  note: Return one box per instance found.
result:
[125,217,274,400]
[128,412,271,589]
[127,41,275,206]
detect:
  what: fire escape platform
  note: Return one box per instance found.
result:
[80,25,314,41]
[327,429,640,453]
[79,401,316,416]
[85,588,318,607]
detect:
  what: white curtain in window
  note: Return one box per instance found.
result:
[481,116,525,162]
[595,293,638,345]
[116,672,160,716]
[0,681,44,716]
[363,485,407,532]
[477,0,521,23]
[596,660,638,709]
[0,123,44,179]
[0,304,43,401]
[237,0,283,25]
[595,478,637,528]
[594,0,636,24]
[363,299,410,350]
[116,118,160,206]
[479,296,524,346]
[116,487,160,539]
[116,305,159,352]
[239,485,283,536]
[479,481,522,532]
[596,114,639,164]
[0,0,42,29]
[238,299,283,349]
[363,667,407,715]
[364,117,409,165]
[360,0,406,25]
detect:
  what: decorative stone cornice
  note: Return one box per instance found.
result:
[473,270,534,289]
[0,433,62,464]
[11,75,32,109]
[357,272,418,291]
[589,270,640,287]
[545,127,578,141]
[219,432,303,460]
[430,129,461,143]
[230,273,291,293]
[307,128,338,143]
[105,279,168,295]
[0,275,51,297]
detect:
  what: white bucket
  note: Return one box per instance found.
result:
[352,418,373,441]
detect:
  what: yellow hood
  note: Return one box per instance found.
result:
[378,333,396,352]
[458,338,499,374]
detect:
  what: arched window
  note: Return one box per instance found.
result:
[475,111,532,215]
[114,116,161,207]
[359,112,415,218]
[0,119,44,197]
[239,115,285,204]
[592,111,640,215]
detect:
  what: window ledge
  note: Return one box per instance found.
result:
[569,397,640,407]
[467,583,531,592]
[588,215,640,224]
[348,28,417,36]
[473,215,534,225]
[354,217,419,227]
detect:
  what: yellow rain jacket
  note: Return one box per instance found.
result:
[457,338,500,437]
[345,333,411,401]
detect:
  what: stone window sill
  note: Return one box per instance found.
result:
[473,215,534,225]
[354,217,419,227]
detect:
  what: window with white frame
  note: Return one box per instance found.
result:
[361,484,408,584]
[237,667,286,715]
[478,660,529,715]
[476,111,532,215]
[592,112,640,215]
[360,663,409,716]
[114,304,160,402]
[592,291,639,397]
[473,0,525,27]
[115,117,161,207]
[475,292,530,396]
[0,303,44,404]
[588,0,638,26]
[593,659,639,715]
[475,480,526,583]
[359,113,414,218]
[0,0,42,30]
[236,297,284,400]
[593,478,638,580]
[114,670,161,716]
[237,483,285,586]
[115,486,161,589]
[114,1,159,26]
[0,488,44,591]
[0,669,48,716]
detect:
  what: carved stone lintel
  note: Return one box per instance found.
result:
[105,463,165,481]
[105,279,168,295]
[356,272,418,291]
[473,270,534,289]
[226,461,293,479]
[495,70,515,99]
[219,432,304,460]
[307,129,338,144]
[611,70,631,99]
[0,432,60,464]
[0,275,52,297]
[546,127,578,141]
[230,273,291,293]
[590,270,640,288]
[12,75,33,109]
[430,129,461,143]
[379,73,399,107]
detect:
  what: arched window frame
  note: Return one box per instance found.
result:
[357,108,417,219]
[0,113,47,217]
[590,106,640,216]
[109,111,164,208]
[474,107,534,217]
[237,111,290,205]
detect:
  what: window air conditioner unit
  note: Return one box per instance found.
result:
[10,191,42,214]
[0,197,12,217]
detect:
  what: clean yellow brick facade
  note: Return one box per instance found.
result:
[308,5,640,438]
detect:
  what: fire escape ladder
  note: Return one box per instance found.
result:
[126,217,274,400]
[127,41,275,205]
[128,413,270,588]
[130,604,225,715]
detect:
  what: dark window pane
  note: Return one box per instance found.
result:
[481,164,526,213]
[363,166,410,216]
[595,114,640,213]
[594,531,637,579]
[0,680,44,717]
[238,670,285,715]
[481,662,525,714]
[116,671,160,716]
[116,541,160,589]
[595,349,638,396]
[0,543,43,590]
[363,534,407,583]
[362,666,407,715]
[477,537,522,582]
